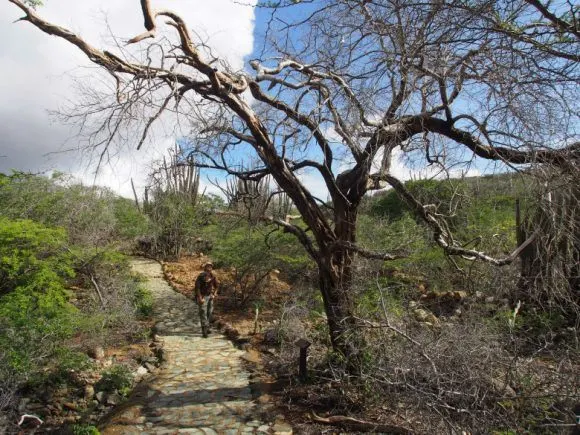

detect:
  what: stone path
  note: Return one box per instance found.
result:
[100,258,292,435]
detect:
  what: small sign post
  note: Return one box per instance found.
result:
[295,338,311,381]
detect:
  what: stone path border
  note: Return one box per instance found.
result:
[100,258,292,434]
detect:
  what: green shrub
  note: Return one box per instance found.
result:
[134,285,154,318]
[112,197,150,240]
[206,221,313,303]
[95,365,133,396]
[72,424,100,435]
[0,218,79,380]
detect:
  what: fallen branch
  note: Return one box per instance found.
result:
[311,412,414,434]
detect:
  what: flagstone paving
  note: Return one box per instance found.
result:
[100,258,292,435]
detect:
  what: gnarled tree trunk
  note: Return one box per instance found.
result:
[316,205,365,371]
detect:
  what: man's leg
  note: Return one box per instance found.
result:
[198,299,208,337]
[207,297,214,326]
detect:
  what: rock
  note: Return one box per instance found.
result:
[18,398,31,412]
[135,366,148,377]
[89,346,105,360]
[95,391,106,403]
[241,350,261,364]
[488,377,516,398]
[419,290,467,316]
[272,422,293,434]
[106,392,123,406]
[84,384,95,400]
[63,402,78,411]
[144,362,156,372]
[413,308,440,326]
[485,296,495,303]
[475,291,483,299]
[263,328,279,345]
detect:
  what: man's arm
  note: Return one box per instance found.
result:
[194,275,203,302]
[211,275,219,297]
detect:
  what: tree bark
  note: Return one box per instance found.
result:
[316,205,365,372]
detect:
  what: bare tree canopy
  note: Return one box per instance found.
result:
[7,0,579,366]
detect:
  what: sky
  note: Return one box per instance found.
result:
[0,0,257,198]
[0,0,486,202]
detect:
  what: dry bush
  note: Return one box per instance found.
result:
[267,259,579,432]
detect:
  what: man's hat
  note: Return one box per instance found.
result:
[203,262,214,268]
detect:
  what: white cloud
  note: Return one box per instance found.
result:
[0,0,257,196]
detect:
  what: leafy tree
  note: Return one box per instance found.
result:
[6,0,578,369]
[207,221,313,304]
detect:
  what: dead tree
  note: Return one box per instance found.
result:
[7,0,579,369]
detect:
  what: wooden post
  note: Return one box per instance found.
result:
[295,338,311,381]
[131,178,141,213]
[515,198,523,246]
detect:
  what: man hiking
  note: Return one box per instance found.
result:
[194,262,218,338]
